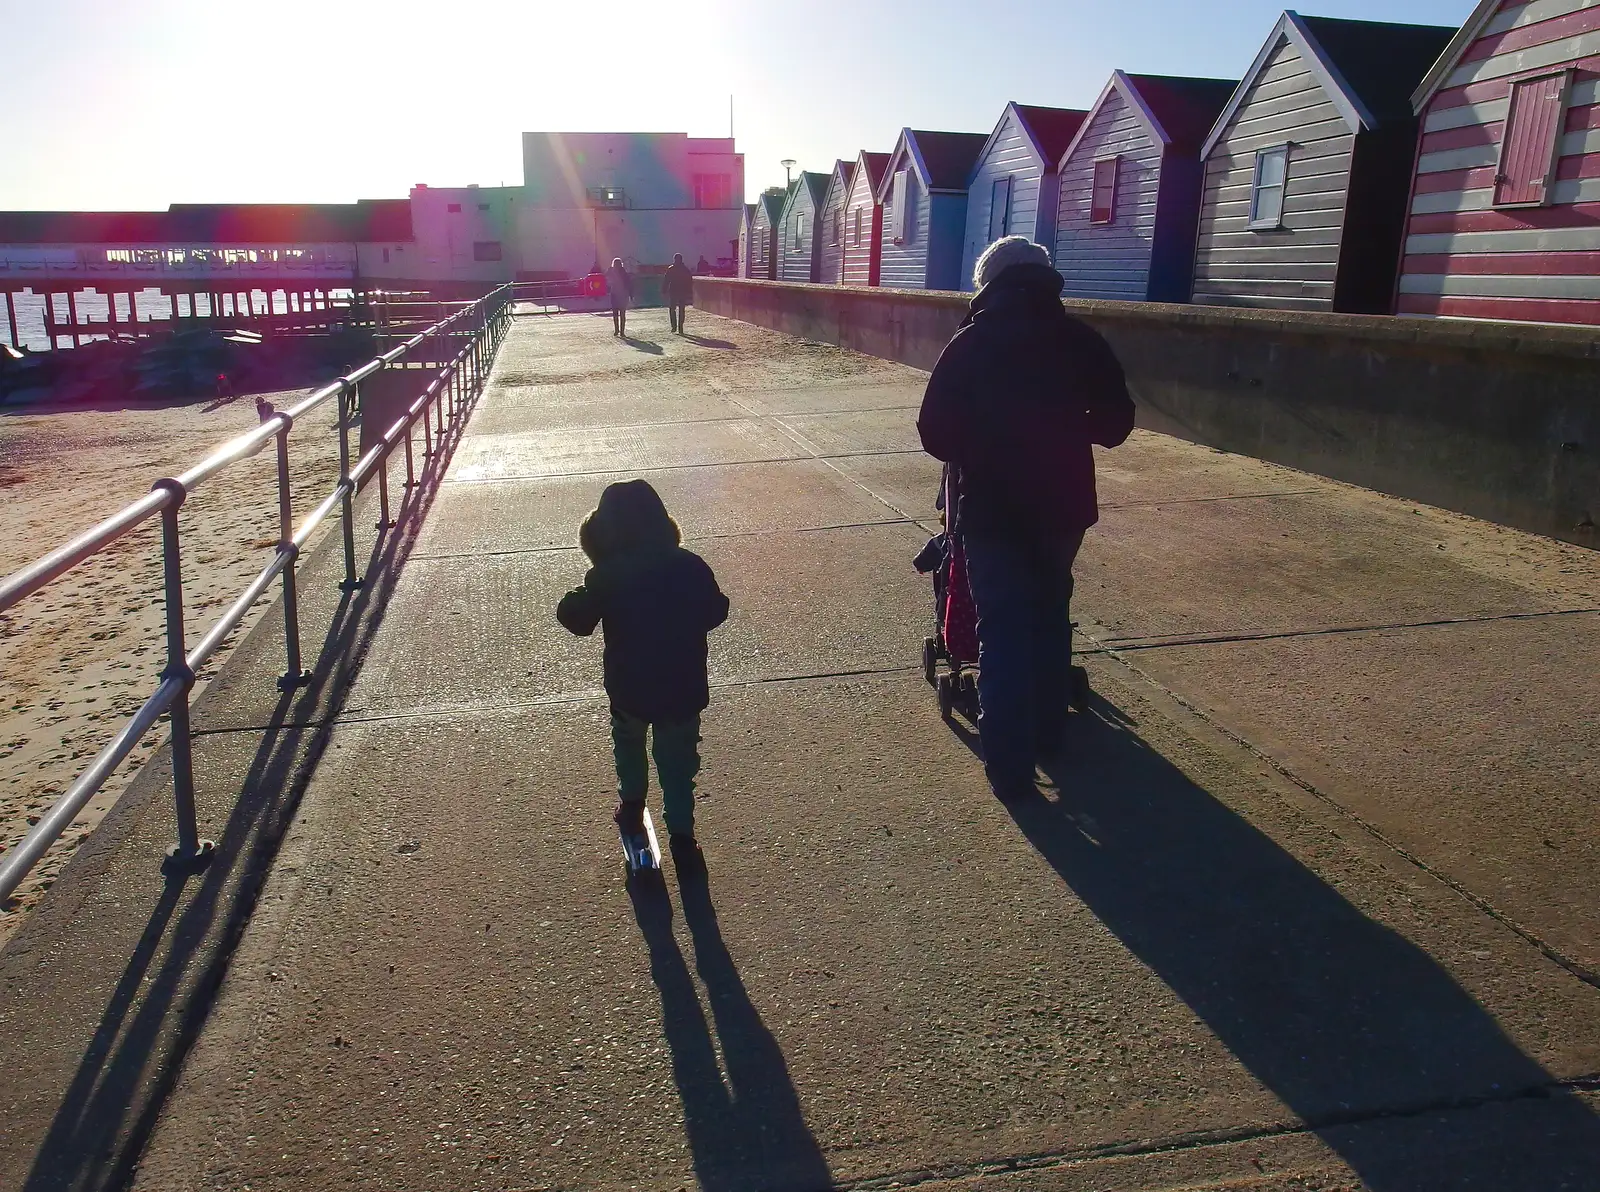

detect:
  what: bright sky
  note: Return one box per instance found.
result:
[3,0,1479,211]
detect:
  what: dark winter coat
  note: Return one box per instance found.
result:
[556,546,729,722]
[662,261,694,303]
[916,262,1135,540]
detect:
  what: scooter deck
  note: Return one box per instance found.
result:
[620,807,663,875]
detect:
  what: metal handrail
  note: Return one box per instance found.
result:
[0,284,515,901]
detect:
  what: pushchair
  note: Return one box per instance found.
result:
[914,471,1092,725]
[915,531,980,721]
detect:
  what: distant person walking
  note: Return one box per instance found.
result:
[605,257,633,337]
[556,480,730,867]
[917,237,1134,801]
[663,253,694,335]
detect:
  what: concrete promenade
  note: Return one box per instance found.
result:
[106,312,1600,1187]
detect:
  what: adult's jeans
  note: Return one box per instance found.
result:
[668,303,687,333]
[611,708,702,837]
[962,529,1085,789]
[611,303,627,336]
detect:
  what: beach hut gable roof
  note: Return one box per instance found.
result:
[1061,71,1239,168]
[969,103,1087,186]
[878,129,988,200]
[1200,11,1454,159]
[1410,0,1516,112]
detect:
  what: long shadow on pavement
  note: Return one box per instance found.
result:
[630,872,832,1192]
[999,697,1600,1190]
[18,387,481,1192]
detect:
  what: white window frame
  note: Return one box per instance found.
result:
[1090,156,1120,226]
[890,169,910,243]
[1248,145,1290,231]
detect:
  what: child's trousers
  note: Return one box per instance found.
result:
[611,708,701,837]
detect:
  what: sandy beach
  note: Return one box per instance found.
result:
[0,388,343,943]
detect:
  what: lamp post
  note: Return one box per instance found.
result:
[781,159,796,187]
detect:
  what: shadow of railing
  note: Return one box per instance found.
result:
[19,369,485,1192]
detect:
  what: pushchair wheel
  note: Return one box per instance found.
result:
[958,670,980,721]
[1070,664,1091,713]
[936,672,956,719]
[922,636,939,685]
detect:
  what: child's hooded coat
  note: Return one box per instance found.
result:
[556,480,729,722]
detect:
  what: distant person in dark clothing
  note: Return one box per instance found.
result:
[605,257,633,337]
[695,255,710,275]
[662,253,694,335]
[917,236,1135,800]
[556,479,730,864]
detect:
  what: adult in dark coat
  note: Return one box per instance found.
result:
[662,253,694,335]
[917,236,1135,798]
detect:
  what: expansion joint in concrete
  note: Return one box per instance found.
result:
[835,1074,1600,1192]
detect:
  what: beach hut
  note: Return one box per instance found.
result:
[1192,12,1455,313]
[749,193,785,280]
[878,129,989,290]
[1053,72,1237,302]
[960,103,1088,291]
[843,151,890,287]
[737,203,755,278]
[1398,0,1600,325]
[818,160,856,284]
[779,171,830,282]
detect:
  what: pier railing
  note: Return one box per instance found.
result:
[0,284,516,902]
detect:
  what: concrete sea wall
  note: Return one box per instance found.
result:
[694,277,1599,549]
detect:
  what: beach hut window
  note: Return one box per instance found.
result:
[853,207,862,247]
[1494,70,1571,208]
[989,176,1012,241]
[1090,158,1119,225]
[447,203,462,213]
[890,170,909,242]
[1249,147,1289,230]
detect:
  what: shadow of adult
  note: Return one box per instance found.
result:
[621,336,664,355]
[683,336,736,351]
[1010,697,1600,1189]
[630,874,831,1192]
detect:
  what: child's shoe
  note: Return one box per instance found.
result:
[614,799,645,835]
[669,833,704,871]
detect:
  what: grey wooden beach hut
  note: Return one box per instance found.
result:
[818,159,855,285]
[749,193,785,280]
[737,203,756,278]
[1192,11,1454,313]
[960,103,1087,291]
[779,171,830,283]
[1054,71,1237,302]
[878,129,989,290]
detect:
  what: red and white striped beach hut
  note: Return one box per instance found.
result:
[1399,0,1600,324]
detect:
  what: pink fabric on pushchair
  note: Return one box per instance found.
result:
[944,535,979,666]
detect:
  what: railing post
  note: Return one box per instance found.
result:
[337,377,361,591]
[404,417,416,489]
[275,418,311,689]
[152,478,214,874]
